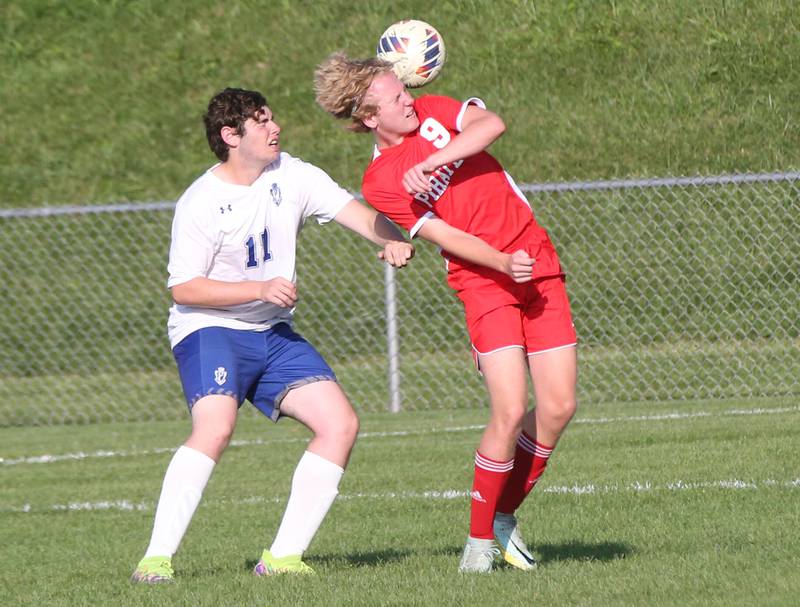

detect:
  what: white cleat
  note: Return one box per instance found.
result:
[458,537,500,573]
[493,513,538,571]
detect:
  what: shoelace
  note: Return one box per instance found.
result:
[145,560,174,577]
[480,547,501,565]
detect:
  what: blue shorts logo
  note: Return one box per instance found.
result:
[214,366,228,385]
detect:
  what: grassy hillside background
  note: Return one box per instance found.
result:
[1,0,799,208]
[1,1,798,426]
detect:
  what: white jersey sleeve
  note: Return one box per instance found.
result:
[167,179,218,289]
[282,155,353,224]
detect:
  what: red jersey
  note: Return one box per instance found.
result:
[361,95,563,309]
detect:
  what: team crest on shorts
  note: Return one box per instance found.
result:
[214,366,227,385]
[270,183,282,206]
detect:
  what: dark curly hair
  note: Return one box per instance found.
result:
[203,88,268,161]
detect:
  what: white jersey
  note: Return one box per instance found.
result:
[167,152,353,348]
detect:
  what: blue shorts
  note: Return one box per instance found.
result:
[172,323,337,421]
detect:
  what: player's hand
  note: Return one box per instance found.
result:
[402,159,438,195]
[258,277,298,307]
[504,249,535,283]
[378,241,415,268]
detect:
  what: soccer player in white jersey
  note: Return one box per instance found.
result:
[130,87,414,583]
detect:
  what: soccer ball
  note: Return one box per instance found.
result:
[376,20,446,88]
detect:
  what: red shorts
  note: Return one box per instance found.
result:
[463,275,577,361]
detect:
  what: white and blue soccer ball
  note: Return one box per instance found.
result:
[376,19,446,88]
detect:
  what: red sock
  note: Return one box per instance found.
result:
[469,451,514,539]
[496,432,554,515]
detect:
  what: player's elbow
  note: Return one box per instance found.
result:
[490,113,506,138]
[475,111,505,145]
[171,283,192,305]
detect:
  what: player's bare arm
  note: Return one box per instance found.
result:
[402,105,505,195]
[333,199,415,267]
[416,217,533,283]
[171,276,298,308]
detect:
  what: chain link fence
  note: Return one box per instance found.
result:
[1,173,798,426]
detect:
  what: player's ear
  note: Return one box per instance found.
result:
[362,113,378,129]
[220,125,240,147]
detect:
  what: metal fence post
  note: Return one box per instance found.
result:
[384,262,401,412]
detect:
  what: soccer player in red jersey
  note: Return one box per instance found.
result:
[315,54,578,572]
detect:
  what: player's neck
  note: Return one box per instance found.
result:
[374,129,406,149]
[212,159,265,186]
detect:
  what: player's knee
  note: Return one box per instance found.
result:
[215,426,235,448]
[189,424,235,457]
[314,405,359,447]
[491,403,526,436]
[336,407,360,446]
[545,397,577,428]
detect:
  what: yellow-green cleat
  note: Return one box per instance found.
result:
[253,550,314,576]
[131,556,175,584]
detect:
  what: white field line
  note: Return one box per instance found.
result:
[0,426,486,466]
[3,478,799,514]
[2,404,799,467]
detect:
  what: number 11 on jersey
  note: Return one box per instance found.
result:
[245,228,272,268]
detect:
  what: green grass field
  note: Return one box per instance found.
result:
[2,397,798,606]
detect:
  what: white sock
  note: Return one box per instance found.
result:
[269,450,344,558]
[143,445,216,558]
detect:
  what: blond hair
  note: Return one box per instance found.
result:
[314,52,394,133]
